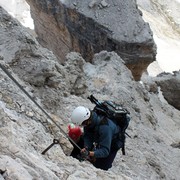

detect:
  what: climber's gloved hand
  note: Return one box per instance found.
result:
[80,148,90,159]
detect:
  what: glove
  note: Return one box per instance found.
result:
[80,148,90,160]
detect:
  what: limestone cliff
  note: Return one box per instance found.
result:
[155,71,180,110]
[26,0,157,80]
[0,6,180,180]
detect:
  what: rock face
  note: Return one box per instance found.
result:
[137,0,180,76]
[1,5,180,180]
[0,6,87,114]
[26,0,157,80]
[155,71,180,110]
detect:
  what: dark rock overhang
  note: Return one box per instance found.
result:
[26,0,157,80]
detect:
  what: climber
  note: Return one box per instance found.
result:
[69,106,122,170]
[68,123,84,159]
[68,123,83,142]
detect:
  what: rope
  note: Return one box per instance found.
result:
[0,63,81,151]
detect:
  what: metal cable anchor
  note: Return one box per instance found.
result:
[41,139,59,155]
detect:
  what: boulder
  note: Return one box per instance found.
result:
[155,71,180,110]
[26,0,157,80]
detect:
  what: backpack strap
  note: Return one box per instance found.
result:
[122,144,125,155]
[119,131,126,155]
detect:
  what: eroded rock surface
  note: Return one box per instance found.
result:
[155,71,180,110]
[0,5,180,180]
[26,0,157,80]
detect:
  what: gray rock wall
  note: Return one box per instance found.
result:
[155,71,180,110]
[0,6,180,179]
[26,0,157,80]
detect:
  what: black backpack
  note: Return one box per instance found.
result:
[88,95,131,155]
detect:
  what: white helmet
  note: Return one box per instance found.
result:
[71,106,91,125]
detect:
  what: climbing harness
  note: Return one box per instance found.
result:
[0,63,82,153]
